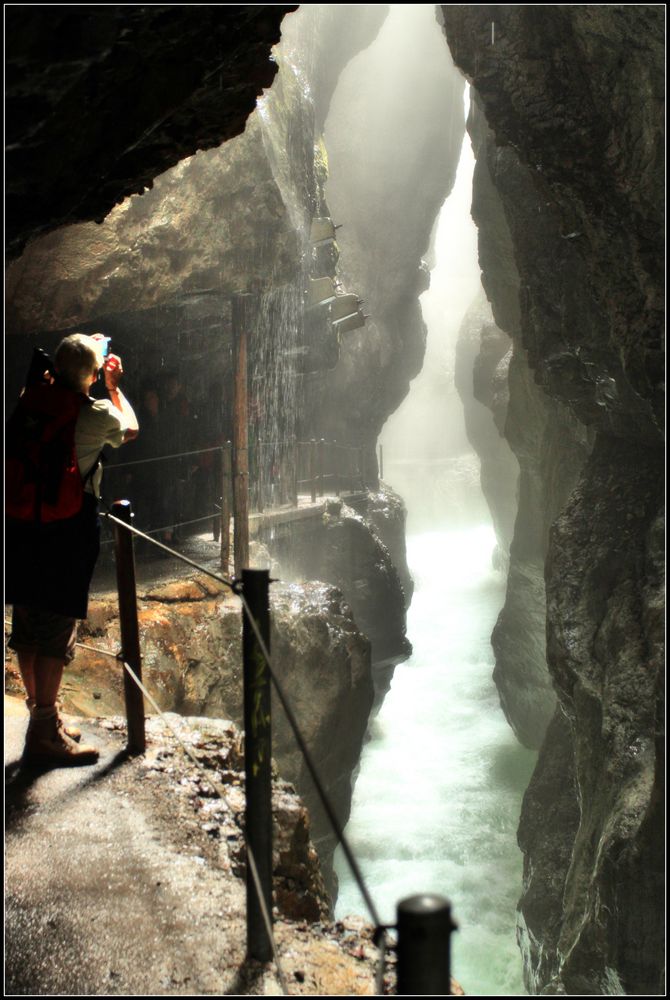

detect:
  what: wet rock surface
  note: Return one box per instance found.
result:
[443,6,665,993]
[454,292,518,566]
[264,490,412,669]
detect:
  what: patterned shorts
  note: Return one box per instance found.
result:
[8,605,78,664]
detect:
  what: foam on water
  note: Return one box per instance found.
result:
[334,525,537,996]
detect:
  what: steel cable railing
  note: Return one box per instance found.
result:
[100,509,392,988]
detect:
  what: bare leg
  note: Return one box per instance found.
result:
[33,655,66,708]
[17,650,37,702]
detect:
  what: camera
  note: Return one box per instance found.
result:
[101,336,112,358]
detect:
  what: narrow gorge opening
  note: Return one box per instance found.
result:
[333,80,537,996]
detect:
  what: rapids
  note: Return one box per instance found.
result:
[334,524,537,995]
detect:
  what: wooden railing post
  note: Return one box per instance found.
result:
[111,499,145,754]
[242,569,273,962]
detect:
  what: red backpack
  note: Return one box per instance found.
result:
[5,382,93,523]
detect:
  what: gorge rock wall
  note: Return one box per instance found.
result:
[454,291,518,568]
[456,101,593,752]
[443,6,664,994]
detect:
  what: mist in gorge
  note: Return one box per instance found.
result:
[379,93,487,532]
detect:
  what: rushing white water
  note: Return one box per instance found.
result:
[334,525,537,994]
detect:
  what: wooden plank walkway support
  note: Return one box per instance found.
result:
[221,441,232,575]
[396,894,457,996]
[233,295,250,574]
[111,499,145,754]
[242,568,273,962]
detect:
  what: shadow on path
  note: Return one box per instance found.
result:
[5,747,133,832]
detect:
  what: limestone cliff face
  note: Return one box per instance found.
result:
[443,6,664,993]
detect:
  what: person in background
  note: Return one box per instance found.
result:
[6,333,138,766]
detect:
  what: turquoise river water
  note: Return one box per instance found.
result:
[334,524,537,996]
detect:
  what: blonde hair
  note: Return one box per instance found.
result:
[54,333,103,392]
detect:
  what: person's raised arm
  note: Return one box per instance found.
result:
[103,354,139,442]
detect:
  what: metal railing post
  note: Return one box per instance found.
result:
[397,895,457,996]
[379,443,384,481]
[242,569,273,962]
[111,499,146,754]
